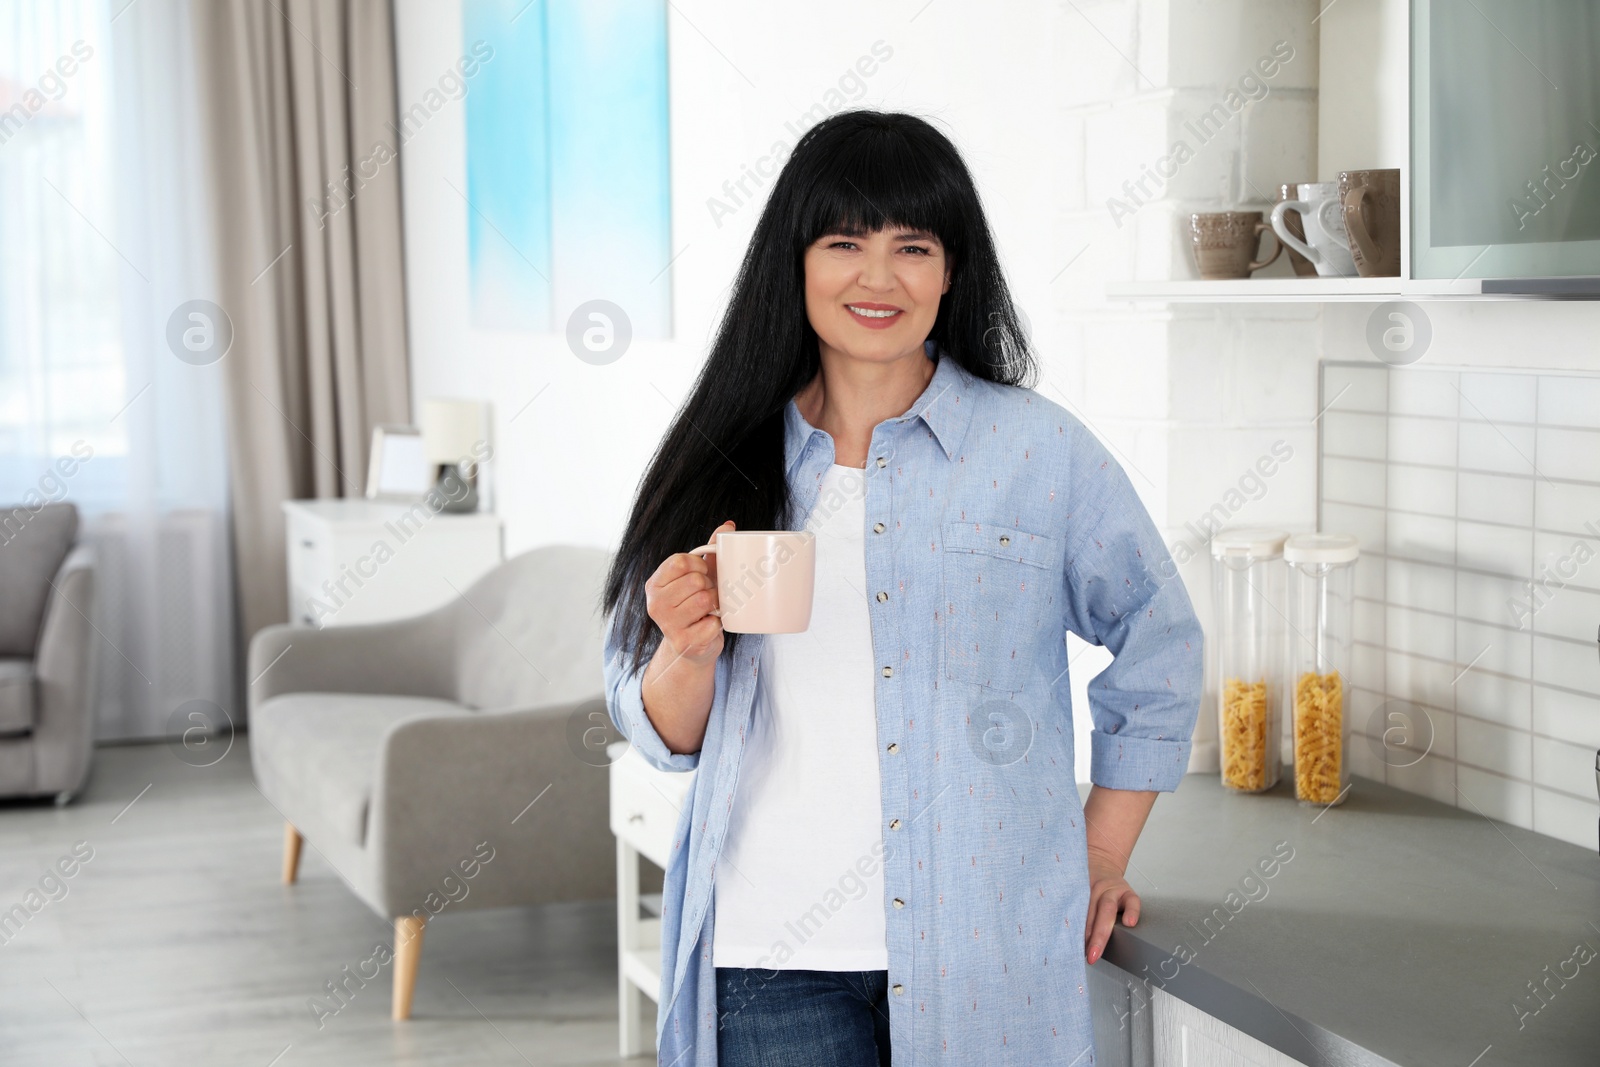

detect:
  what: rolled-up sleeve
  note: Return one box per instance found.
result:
[602,605,702,774]
[1060,424,1203,792]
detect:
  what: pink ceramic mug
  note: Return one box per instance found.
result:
[688,530,816,634]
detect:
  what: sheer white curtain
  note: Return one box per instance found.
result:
[0,0,235,740]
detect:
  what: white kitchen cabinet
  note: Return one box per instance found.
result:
[281,499,501,627]
[1153,986,1311,1067]
[1089,959,1156,1066]
[609,741,696,1058]
[1088,963,1311,1067]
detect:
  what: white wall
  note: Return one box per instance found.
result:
[395,1,1600,838]
[394,0,1110,777]
[395,0,1077,557]
[394,0,1327,782]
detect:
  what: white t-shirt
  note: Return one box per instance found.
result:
[711,462,888,971]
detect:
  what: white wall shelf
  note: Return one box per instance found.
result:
[1101,277,1588,303]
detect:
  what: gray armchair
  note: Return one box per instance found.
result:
[247,545,617,1020]
[0,502,97,804]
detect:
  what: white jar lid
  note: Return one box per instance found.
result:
[1283,532,1360,564]
[1210,527,1290,559]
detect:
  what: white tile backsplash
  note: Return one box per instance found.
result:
[1457,717,1533,780]
[1459,372,1536,424]
[1456,764,1534,826]
[1455,669,1532,731]
[1455,521,1532,578]
[1533,787,1595,851]
[1323,364,1386,414]
[1457,471,1534,527]
[1532,634,1595,694]
[1321,456,1386,508]
[1321,362,1600,848]
[1386,512,1454,566]
[1323,411,1387,461]
[1535,427,1600,483]
[1533,479,1600,536]
[1528,583,1600,645]
[1387,464,1456,516]
[1386,649,1457,709]
[1533,685,1600,749]
[1322,501,1386,556]
[1455,570,1527,629]
[1388,417,1457,467]
[1386,559,1455,615]
[1531,530,1600,596]
[1385,751,1457,805]
[1386,604,1455,662]
[1457,421,1537,476]
[1532,735,1597,800]
[1536,375,1600,429]
[1387,370,1459,418]
[1456,619,1531,681]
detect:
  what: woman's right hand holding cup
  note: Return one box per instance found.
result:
[646,520,733,669]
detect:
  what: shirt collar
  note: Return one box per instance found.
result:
[783,339,974,474]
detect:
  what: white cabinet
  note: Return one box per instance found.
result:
[609,742,696,1058]
[281,499,501,627]
[1154,988,1312,1067]
[1089,962,1312,1067]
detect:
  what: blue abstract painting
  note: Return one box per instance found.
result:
[462,0,672,337]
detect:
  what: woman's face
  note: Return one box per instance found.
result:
[803,224,950,365]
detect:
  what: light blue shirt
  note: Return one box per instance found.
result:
[603,339,1203,1066]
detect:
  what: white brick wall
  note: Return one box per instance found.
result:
[1053,0,1323,772]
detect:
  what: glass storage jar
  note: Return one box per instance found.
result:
[1284,533,1360,806]
[1211,528,1288,794]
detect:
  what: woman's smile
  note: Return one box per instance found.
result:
[845,301,904,328]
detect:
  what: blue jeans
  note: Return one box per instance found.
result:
[715,967,891,1066]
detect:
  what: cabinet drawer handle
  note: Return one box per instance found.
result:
[628,812,644,823]
[300,538,315,549]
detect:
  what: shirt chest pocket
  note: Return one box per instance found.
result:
[941,520,1059,692]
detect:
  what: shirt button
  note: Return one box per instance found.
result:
[892,983,904,995]
[876,591,888,602]
[887,742,899,753]
[999,535,1011,547]
[873,522,885,534]
[893,897,905,908]
[881,666,893,678]
[889,818,901,830]
[876,456,887,468]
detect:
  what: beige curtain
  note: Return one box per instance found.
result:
[191,0,411,652]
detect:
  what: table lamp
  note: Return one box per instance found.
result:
[421,398,484,513]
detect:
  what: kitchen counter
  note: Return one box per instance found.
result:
[1082,773,1600,1067]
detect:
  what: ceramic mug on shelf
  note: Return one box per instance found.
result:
[1339,168,1402,278]
[1270,182,1358,278]
[1275,182,1319,277]
[688,530,816,633]
[1189,211,1283,280]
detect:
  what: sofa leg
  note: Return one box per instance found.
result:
[282,823,303,885]
[393,915,426,1020]
[53,790,75,808]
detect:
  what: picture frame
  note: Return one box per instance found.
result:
[364,424,431,501]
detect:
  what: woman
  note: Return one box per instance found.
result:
[600,109,1202,1067]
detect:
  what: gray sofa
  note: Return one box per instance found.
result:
[247,545,618,1020]
[0,502,97,803]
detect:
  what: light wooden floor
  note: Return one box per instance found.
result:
[0,736,656,1067]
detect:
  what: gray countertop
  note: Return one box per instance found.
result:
[1081,773,1600,1067]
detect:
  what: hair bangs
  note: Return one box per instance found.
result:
[795,130,962,260]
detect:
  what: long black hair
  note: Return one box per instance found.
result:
[600,108,1038,670]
